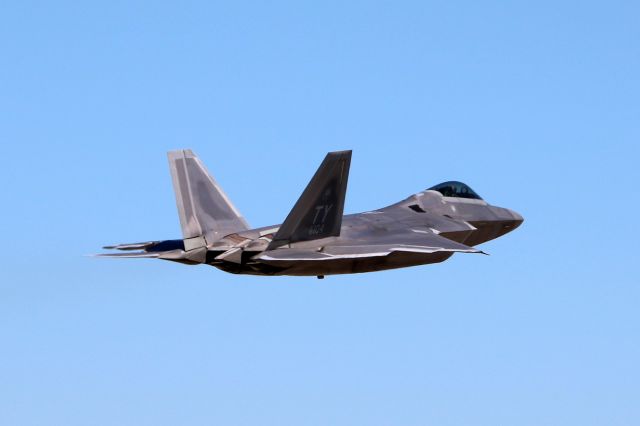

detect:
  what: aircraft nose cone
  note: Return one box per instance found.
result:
[495,208,524,238]
[507,209,524,226]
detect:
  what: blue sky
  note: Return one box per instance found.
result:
[1,1,639,425]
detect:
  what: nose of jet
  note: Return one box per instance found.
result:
[508,208,524,224]
[493,207,524,238]
[506,208,524,230]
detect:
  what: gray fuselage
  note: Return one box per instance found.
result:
[208,190,523,276]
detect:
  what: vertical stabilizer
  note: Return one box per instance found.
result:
[168,150,249,246]
[267,150,351,250]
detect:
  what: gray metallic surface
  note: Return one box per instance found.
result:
[167,149,249,244]
[268,150,351,250]
[99,150,523,277]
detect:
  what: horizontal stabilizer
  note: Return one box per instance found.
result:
[93,252,160,259]
[95,247,206,264]
[102,239,185,252]
[102,241,159,251]
[97,239,203,263]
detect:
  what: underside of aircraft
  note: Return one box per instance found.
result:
[98,150,523,278]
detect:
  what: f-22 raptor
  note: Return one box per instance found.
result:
[100,150,523,278]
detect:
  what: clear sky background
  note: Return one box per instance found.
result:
[1,1,639,425]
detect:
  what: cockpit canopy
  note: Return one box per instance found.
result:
[428,181,483,200]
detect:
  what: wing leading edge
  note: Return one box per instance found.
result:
[254,230,484,262]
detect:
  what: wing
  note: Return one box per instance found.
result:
[254,230,484,262]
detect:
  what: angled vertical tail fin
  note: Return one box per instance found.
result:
[168,150,249,246]
[267,150,351,250]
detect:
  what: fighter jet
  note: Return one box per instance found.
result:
[99,150,523,278]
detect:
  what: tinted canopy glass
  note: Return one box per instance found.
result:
[428,181,482,200]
